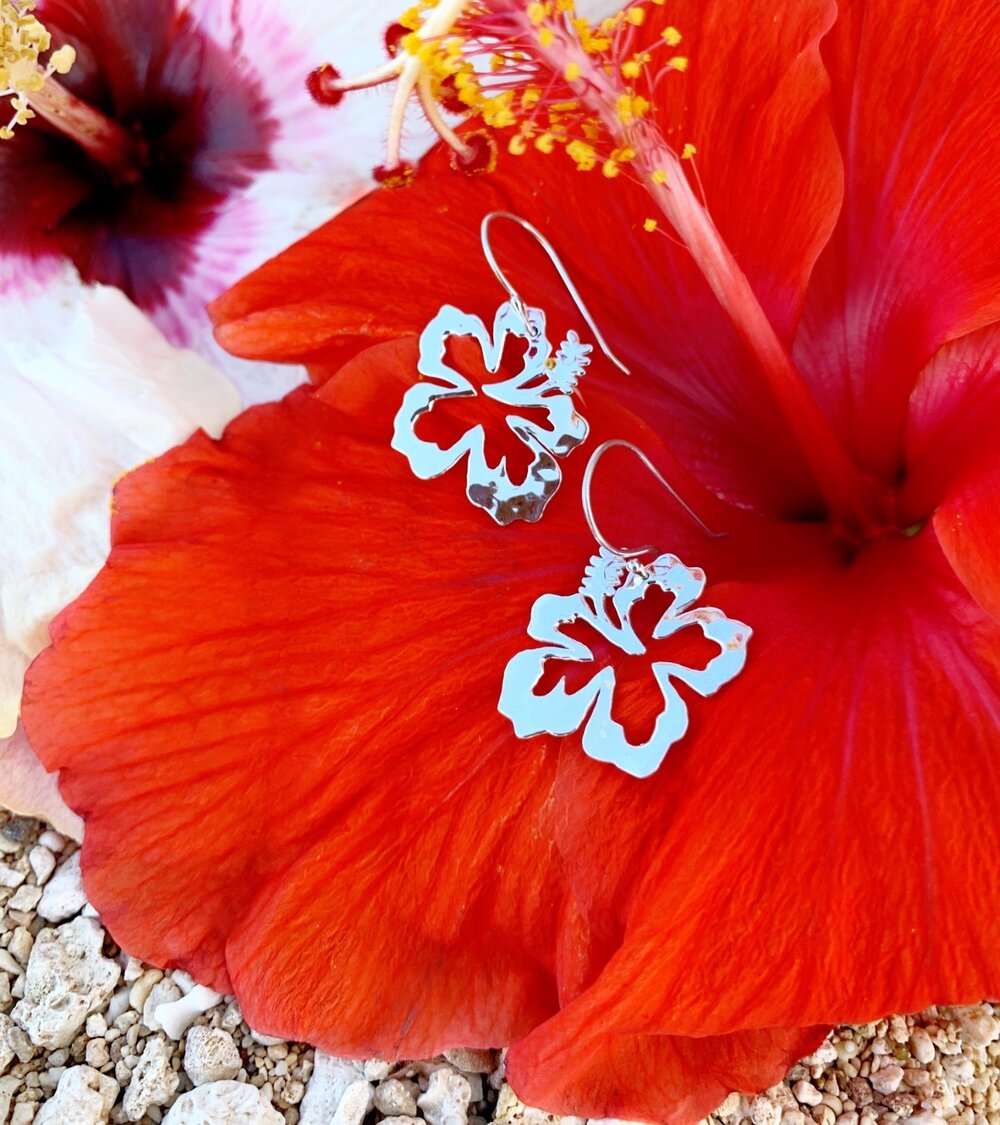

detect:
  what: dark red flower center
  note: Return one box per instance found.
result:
[2,0,278,318]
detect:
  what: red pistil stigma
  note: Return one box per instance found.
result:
[373,161,416,188]
[436,75,467,116]
[306,64,344,108]
[384,23,408,57]
[450,131,496,177]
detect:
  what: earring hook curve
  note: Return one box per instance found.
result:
[480,211,631,376]
[582,439,728,558]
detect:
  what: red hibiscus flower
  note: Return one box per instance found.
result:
[21,0,1000,1120]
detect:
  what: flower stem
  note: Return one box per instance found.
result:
[27,76,145,184]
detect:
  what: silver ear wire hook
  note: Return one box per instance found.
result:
[480,211,632,376]
[582,439,728,558]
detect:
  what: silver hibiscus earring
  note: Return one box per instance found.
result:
[498,440,752,778]
[391,211,630,525]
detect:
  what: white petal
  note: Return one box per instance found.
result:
[154,0,436,369]
[0,269,241,754]
[0,725,83,841]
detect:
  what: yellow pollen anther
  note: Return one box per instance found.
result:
[681,142,697,159]
[643,218,658,232]
[0,0,75,140]
[566,138,597,171]
[325,0,691,194]
[48,44,75,75]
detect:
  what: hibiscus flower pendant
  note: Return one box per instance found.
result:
[391,300,592,524]
[499,547,752,778]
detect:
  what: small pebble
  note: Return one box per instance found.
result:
[418,1068,472,1125]
[375,1078,420,1117]
[871,1065,905,1095]
[8,885,42,913]
[162,1080,283,1123]
[37,852,86,923]
[910,1028,936,1066]
[155,984,223,1040]
[123,1037,180,1120]
[142,979,182,1032]
[28,846,56,886]
[750,1095,783,1125]
[12,917,120,1048]
[0,948,23,975]
[794,1082,824,1108]
[945,1056,976,1085]
[183,1026,241,1086]
[444,1048,496,1074]
[33,1065,118,1125]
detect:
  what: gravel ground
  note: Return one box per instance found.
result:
[1,809,998,1125]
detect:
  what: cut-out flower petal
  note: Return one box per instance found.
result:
[499,549,750,777]
[392,303,590,524]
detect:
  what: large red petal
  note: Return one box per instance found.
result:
[934,449,1000,625]
[507,1025,828,1123]
[23,325,1000,1117]
[903,326,1000,522]
[794,0,1000,483]
[500,529,1000,1111]
[22,337,710,1053]
[211,0,840,515]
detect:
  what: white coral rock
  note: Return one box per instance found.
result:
[123,1036,180,1120]
[163,1080,284,1124]
[37,850,86,922]
[184,1025,242,1085]
[11,917,120,1047]
[34,1065,118,1124]
[299,1053,370,1125]
[417,1068,473,1125]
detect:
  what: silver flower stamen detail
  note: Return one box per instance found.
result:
[391,301,591,524]
[498,547,751,778]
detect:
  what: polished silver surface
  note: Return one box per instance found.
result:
[392,211,633,523]
[498,547,751,778]
[391,300,591,524]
